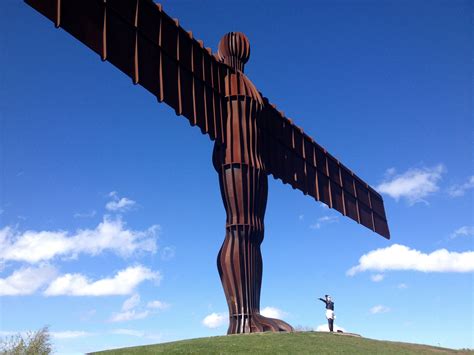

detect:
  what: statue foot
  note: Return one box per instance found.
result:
[228,312,294,334]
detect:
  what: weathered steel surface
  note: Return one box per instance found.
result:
[212,32,293,333]
[24,0,391,334]
[259,103,390,238]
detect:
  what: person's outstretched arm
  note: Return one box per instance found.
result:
[318,298,327,304]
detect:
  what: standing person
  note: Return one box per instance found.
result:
[318,295,335,332]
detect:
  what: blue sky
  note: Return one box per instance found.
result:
[1,0,473,353]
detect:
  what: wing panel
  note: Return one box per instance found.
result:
[136,0,160,43]
[137,35,161,96]
[340,165,355,196]
[330,183,344,215]
[359,202,374,231]
[370,191,386,219]
[306,165,317,199]
[258,97,390,239]
[354,177,370,208]
[179,68,194,120]
[25,0,55,21]
[317,172,331,206]
[61,0,104,55]
[106,8,135,78]
[25,0,228,144]
[108,0,136,25]
[327,155,340,186]
[344,193,358,222]
[374,213,390,238]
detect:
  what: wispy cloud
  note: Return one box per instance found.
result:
[449,226,474,240]
[147,300,170,310]
[106,191,136,212]
[397,283,408,289]
[0,217,158,264]
[109,310,150,322]
[370,274,384,282]
[0,264,57,296]
[347,244,474,275]
[376,165,445,205]
[370,305,390,314]
[51,331,94,339]
[122,293,141,311]
[109,293,169,322]
[447,176,474,197]
[73,210,97,218]
[260,306,288,319]
[44,265,160,296]
[202,313,227,329]
[310,215,338,230]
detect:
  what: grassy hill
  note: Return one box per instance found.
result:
[91,331,472,354]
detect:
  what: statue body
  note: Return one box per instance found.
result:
[213,32,293,334]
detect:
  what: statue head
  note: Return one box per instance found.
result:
[217,32,250,72]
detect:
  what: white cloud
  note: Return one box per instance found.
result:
[73,210,96,218]
[450,226,474,240]
[51,331,93,339]
[370,274,384,282]
[202,312,227,329]
[0,265,57,296]
[147,300,170,310]
[106,192,136,212]
[109,293,169,322]
[397,283,408,289]
[122,293,141,311]
[370,305,390,314]
[376,165,445,205]
[0,217,158,264]
[109,310,150,322]
[347,244,474,275]
[315,323,346,332]
[447,176,474,197]
[260,306,287,319]
[44,265,160,296]
[310,215,338,230]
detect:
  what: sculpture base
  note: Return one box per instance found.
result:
[228,313,293,334]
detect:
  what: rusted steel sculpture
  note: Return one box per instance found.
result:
[25,0,390,334]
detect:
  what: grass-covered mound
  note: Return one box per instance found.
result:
[91,331,472,354]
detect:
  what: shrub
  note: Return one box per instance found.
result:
[0,326,52,355]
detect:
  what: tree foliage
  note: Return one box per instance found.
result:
[0,326,52,355]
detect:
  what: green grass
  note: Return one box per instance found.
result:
[90,331,473,354]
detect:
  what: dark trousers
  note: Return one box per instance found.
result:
[328,318,334,332]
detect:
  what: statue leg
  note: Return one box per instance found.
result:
[216,163,293,334]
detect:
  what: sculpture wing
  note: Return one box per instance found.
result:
[25,0,228,142]
[259,98,390,239]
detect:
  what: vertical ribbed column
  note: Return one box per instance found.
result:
[213,66,293,333]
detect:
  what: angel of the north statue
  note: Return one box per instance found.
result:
[25,0,390,334]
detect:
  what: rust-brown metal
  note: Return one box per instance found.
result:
[24,0,390,335]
